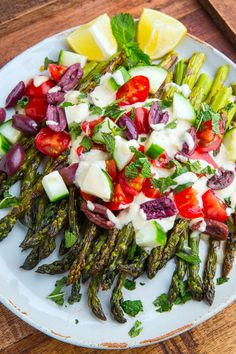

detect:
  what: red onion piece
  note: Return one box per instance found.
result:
[81,201,115,229]
[0,108,6,124]
[59,163,78,185]
[58,63,83,91]
[12,114,40,135]
[45,105,67,132]
[140,197,178,220]
[117,114,138,140]
[5,81,25,108]
[47,91,65,105]
[0,144,25,176]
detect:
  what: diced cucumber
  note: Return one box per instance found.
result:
[223,128,236,160]
[112,66,131,87]
[42,171,69,202]
[129,65,167,94]
[58,49,87,68]
[90,77,116,107]
[92,118,119,143]
[0,119,21,144]
[113,136,139,171]
[80,163,113,201]
[173,92,196,123]
[107,77,120,91]
[65,102,90,125]
[0,133,11,157]
[145,131,165,158]
[135,221,167,249]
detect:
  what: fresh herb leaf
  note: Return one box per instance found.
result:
[216,277,229,285]
[0,192,19,209]
[93,73,101,85]
[125,147,151,179]
[69,122,82,140]
[61,101,74,108]
[89,104,103,116]
[77,92,87,101]
[176,248,201,265]
[125,162,139,179]
[130,107,136,121]
[140,159,152,178]
[101,133,115,153]
[151,177,177,193]
[44,57,56,70]
[185,160,201,173]
[158,100,172,110]
[75,319,79,324]
[124,279,136,291]
[200,165,216,175]
[130,146,146,159]
[140,136,147,142]
[80,136,93,152]
[153,293,172,313]
[224,197,231,207]
[104,101,125,120]
[17,97,29,108]
[128,320,143,338]
[64,230,77,248]
[173,182,193,194]
[47,277,67,306]
[175,281,192,304]
[121,300,143,317]
[195,104,221,133]
[166,121,177,129]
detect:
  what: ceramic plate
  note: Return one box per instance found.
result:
[0,26,236,349]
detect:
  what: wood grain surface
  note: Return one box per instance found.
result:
[0,0,236,353]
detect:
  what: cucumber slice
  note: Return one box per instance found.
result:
[129,65,167,94]
[90,78,116,107]
[58,49,87,68]
[113,136,139,171]
[173,92,196,123]
[92,118,119,143]
[0,119,21,144]
[145,131,165,158]
[80,163,113,201]
[65,102,90,125]
[107,77,120,91]
[42,171,69,202]
[112,66,131,87]
[136,221,167,249]
[223,128,236,160]
[0,133,11,157]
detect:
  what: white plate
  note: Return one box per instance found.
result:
[0,29,236,349]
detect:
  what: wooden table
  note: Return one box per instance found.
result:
[0,0,236,352]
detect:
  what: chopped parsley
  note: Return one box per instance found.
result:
[128,320,143,338]
[75,319,79,324]
[0,192,19,209]
[195,104,221,133]
[17,96,29,108]
[124,147,152,179]
[216,277,229,285]
[64,230,77,248]
[104,100,125,120]
[139,282,145,286]
[69,122,82,140]
[166,121,177,129]
[89,104,103,116]
[158,99,172,110]
[140,136,147,142]
[200,165,216,175]
[124,279,136,291]
[47,277,67,306]
[153,293,172,313]
[101,133,115,153]
[80,135,93,152]
[121,300,143,317]
[151,176,177,193]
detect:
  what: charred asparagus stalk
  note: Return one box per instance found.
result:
[147,246,164,279]
[203,240,220,305]
[173,57,187,85]
[160,51,178,70]
[188,231,203,301]
[182,52,206,89]
[110,273,126,323]
[88,273,106,321]
[118,249,148,278]
[222,233,236,278]
[206,64,229,104]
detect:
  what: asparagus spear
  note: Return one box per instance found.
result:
[36,249,77,274]
[210,86,233,112]
[158,219,188,271]
[222,103,236,129]
[118,249,148,278]
[156,71,173,99]
[188,231,203,301]
[189,73,213,110]
[20,152,42,195]
[110,273,126,323]
[222,233,236,278]
[206,65,230,104]
[182,52,206,89]
[162,85,178,100]
[88,273,106,321]
[173,58,187,85]
[160,51,178,70]
[203,240,220,305]
[232,83,236,95]
[68,279,82,304]
[168,227,189,303]
[147,246,164,279]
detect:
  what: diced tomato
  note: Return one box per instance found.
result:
[151,151,171,168]
[81,117,104,136]
[190,147,218,169]
[104,183,134,210]
[118,170,144,196]
[138,145,145,153]
[80,191,97,202]
[142,178,161,199]
[25,78,54,97]
[116,76,150,106]
[25,97,47,122]
[76,146,85,157]
[133,107,150,134]
[174,186,203,219]
[197,120,224,153]
[202,189,228,222]
[48,64,67,82]
[35,127,71,158]
[106,160,117,181]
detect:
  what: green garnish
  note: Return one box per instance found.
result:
[64,230,77,248]
[158,100,172,110]
[104,101,125,120]
[61,101,74,108]
[195,104,221,133]
[124,279,136,291]
[175,280,192,304]
[47,277,67,306]
[17,97,29,108]
[89,104,103,116]
[151,176,177,193]
[0,192,19,210]
[153,293,172,313]
[173,182,193,194]
[128,320,143,338]
[216,277,229,285]
[124,147,152,179]
[69,122,82,140]
[121,300,143,317]
[43,57,56,70]
[80,136,93,152]
[200,165,216,175]
[101,133,115,153]
[166,121,177,129]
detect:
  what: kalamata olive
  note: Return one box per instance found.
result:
[0,108,6,123]
[191,218,229,240]
[0,144,25,176]
[12,114,40,135]
[59,163,78,185]
[207,168,234,190]
[47,91,65,105]
[117,114,138,140]
[5,81,25,108]
[181,127,197,156]
[140,197,178,220]
[148,101,169,125]
[58,63,83,91]
[81,201,115,229]
[45,105,67,132]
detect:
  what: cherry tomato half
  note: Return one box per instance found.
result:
[35,127,71,158]
[202,189,228,222]
[81,117,104,137]
[189,147,218,169]
[174,186,203,219]
[197,120,224,153]
[80,191,97,202]
[133,107,150,134]
[142,178,161,199]
[106,159,117,181]
[25,97,47,122]
[104,183,134,210]
[116,76,150,106]
[25,78,54,97]
[76,146,85,157]
[151,151,171,168]
[48,64,67,82]
[118,171,144,196]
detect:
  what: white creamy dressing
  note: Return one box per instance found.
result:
[174,172,198,185]
[181,131,195,151]
[33,75,49,87]
[165,83,191,98]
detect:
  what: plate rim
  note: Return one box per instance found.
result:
[0,28,236,350]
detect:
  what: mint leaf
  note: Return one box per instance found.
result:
[80,136,93,152]
[216,277,229,285]
[195,104,221,133]
[128,320,143,338]
[173,182,193,194]
[61,101,74,108]
[124,279,136,291]
[200,165,216,175]
[89,104,103,116]
[153,293,172,313]
[151,177,177,193]
[47,277,67,306]
[69,122,82,140]
[0,192,19,209]
[101,133,115,153]
[158,100,172,110]
[140,159,152,178]
[121,300,143,317]
[125,162,139,179]
[166,121,177,129]
[104,101,125,120]
[65,230,77,248]
[17,97,29,108]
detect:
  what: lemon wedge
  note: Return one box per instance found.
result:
[137,8,187,59]
[66,14,117,61]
